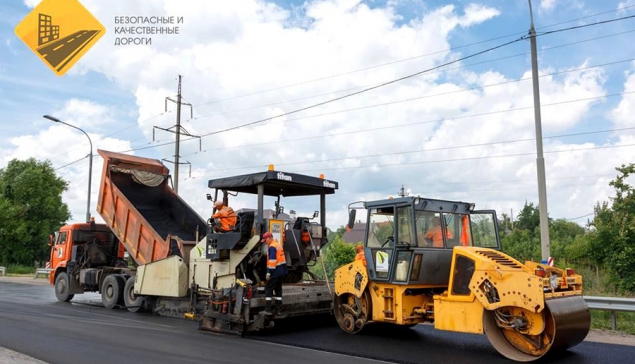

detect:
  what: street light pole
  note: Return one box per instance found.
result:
[527,0,551,261]
[44,115,93,223]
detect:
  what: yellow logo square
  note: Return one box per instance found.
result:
[14,0,105,76]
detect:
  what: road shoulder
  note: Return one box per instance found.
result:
[0,347,48,364]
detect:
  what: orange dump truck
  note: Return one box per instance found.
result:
[49,149,207,312]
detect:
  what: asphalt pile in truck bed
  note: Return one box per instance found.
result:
[136,207,199,242]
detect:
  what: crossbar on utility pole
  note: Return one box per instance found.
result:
[156,75,198,194]
[528,0,551,261]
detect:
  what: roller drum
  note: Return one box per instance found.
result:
[484,295,590,362]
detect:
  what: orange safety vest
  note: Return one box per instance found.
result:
[425,225,453,248]
[212,206,237,231]
[267,239,288,277]
[460,215,470,246]
[355,251,366,266]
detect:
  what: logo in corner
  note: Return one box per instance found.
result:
[14,0,105,76]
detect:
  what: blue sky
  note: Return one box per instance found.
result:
[1,0,635,227]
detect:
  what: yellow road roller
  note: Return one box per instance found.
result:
[334,197,590,362]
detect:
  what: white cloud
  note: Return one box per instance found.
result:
[4,0,627,230]
[618,0,635,15]
[610,62,635,130]
[540,0,558,12]
[23,0,42,8]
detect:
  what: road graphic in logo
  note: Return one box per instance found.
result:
[14,0,105,76]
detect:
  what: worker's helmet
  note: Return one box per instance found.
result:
[260,232,273,242]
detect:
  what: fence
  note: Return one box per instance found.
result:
[0,266,5,276]
[585,296,635,330]
[33,268,53,279]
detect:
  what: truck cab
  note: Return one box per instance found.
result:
[48,220,126,300]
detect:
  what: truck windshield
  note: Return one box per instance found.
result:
[367,207,394,247]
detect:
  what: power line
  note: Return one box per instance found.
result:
[565,212,595,221]
[171,15,635,145]
[51,15,635,163]
[122,89,635,156]
[191,4,635,108]
[47,5,635,171]
[55,17,635,168]
[285,143,635,174]
[54,155,88,170]
[187,56,635,135]
[201,127,635,172]
[189,30,635,123]
[539,14,635,36]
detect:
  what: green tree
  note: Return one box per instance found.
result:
[501,228,541,262]
[310,236,356,280]
[515,201,541,231]
[549,219,585,261]
[583,164,635,292]
[501,204,585,264]
[0,158,70,265]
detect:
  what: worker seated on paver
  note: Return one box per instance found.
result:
[211,200,237,232]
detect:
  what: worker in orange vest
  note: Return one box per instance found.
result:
[425,217,453,248]
[355,245,366,266]
[211,200,237,232]
[262,232,288,315]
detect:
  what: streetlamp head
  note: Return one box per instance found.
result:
[43,115,62,123]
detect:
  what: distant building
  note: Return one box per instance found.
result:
[342,223,366,244]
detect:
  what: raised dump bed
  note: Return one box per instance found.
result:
[96,149,207,266]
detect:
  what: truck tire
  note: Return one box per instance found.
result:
[114,275,126,307]
[54,272,74,302]
[101,275,124,309]
[123,276,144,313]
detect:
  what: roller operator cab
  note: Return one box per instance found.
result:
[334,197,591,362]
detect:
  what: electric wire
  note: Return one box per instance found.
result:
[203,127,635,172]
[125,15,635,152]
[191,4,635,108]
[189,30,635,122]
[54,156,88,170]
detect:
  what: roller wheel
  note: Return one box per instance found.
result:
[101,275,124,309]
[484,296,590,362]
[333,290,371,334]
[54,272,74,302]
[123,276,144,313]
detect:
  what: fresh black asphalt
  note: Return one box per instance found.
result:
[0,279,633,364]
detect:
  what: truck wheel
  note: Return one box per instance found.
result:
[123,276,144,313]
[102,275,124,309]
[54,272,74,302]
[113,275,126,307]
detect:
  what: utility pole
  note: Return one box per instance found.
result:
[154,75,201,194]
[175,75,182,193]
[528,0,551,261]
[398,185,409,197]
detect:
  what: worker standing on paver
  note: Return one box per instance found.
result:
[262,232,287,314]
